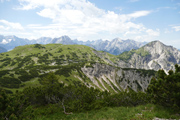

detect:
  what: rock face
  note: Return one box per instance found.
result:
[35,37,52,44]
[118,41,180,73]
[81,63,154,92]
[50,36,76,44]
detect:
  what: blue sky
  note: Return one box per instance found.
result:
[0,0,180,48]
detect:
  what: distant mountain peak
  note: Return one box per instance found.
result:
[51,35,75,44]
[112,38,123,42]
[61,35,70,39]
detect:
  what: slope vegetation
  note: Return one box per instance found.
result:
[0,44,154,93]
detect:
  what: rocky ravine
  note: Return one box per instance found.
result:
[81,63,154,92]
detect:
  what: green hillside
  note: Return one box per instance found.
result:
[0,44,108,69]
[0,44,119,93]
[118,47,150,61]
[0,44,156,93]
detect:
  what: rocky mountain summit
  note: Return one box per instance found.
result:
[50,36,75,45]
[118,41,180,73]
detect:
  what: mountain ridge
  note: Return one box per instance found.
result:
[118,40,180,73]
[0,35,146,55]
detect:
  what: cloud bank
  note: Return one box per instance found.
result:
[1,0,160,41]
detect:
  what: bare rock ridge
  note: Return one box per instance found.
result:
[118,41,180,73]
[81,63,154,92]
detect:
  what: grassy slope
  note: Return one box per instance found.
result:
[0,44,118,93]
[33,104,180,120]
[118,47,149,61]
[0,44,116,69]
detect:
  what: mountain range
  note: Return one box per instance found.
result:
[0,35,146,55]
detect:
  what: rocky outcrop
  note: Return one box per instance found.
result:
[81,63,154,92]
[118,41,180,73]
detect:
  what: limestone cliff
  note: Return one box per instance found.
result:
[118,41,180,73]
[81,63,155,92]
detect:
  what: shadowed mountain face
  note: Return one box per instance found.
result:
[0,35,52,50]
[0,46,7,53]
[0,35,31,50]
[118,41,180,73]
[0,35,146,55]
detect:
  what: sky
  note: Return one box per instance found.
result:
[0,0,180,48]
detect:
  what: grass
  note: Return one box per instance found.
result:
[3,77,41,93]
[118,47,149,62]
[33,104,180,120]
[101,78,116,93]
[0,44,117,70]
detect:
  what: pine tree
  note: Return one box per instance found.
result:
[147,64,180,111]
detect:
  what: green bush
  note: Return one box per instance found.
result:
[147,64,180,111]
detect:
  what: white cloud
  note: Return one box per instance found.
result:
[37,9,57,19]
[172,26,180,31]
[0,19,24,30]
[146,29,160,36]
[16,0,157,41]
[128,11,151,18]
